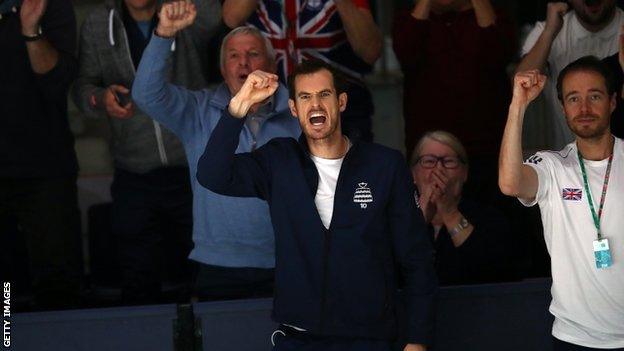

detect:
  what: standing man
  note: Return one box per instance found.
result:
[517,0,624,150]
[221,0,382,142]
[197,60,436,350]
[499,57,624,350]
[0,0,82,310]
[132,2,301,300]
[72,0,222,305]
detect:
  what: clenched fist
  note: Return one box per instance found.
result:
[156,0,196,38]
[229,71,279,118]
[544,2,568,37]
[512,70,547,108]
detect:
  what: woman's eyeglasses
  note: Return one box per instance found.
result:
[416,155,464,169]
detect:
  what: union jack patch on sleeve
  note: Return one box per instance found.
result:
[562,188,582,201]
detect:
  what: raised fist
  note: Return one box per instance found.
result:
[512,70,547,108]
[229,70,279,118]
[545,2,568,36]
[156,0,196,38]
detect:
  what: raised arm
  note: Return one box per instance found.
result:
[470,0,496,28]
[132,0,204,136]
[392,1,432,69]
[21,0,77,103]
[21,0,58,74]
[498,70,544,199]
[222,0,258,29]
[516,2,567,73]
[196,70,279,198]
[334,0,382,65]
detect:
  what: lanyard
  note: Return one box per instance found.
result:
[577,147,613,240]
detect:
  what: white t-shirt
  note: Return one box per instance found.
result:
[311,154,345,229]
[521,9,624,150]
[520,138,624,348]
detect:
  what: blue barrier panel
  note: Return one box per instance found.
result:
[433,278,553,351]
[196,278,554,351]
[12,304,177,351]
[194,299,276,351]
[9,279,555,351]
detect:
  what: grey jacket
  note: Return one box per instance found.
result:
[72,0,221,173]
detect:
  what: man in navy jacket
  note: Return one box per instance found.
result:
[197,60,436,351]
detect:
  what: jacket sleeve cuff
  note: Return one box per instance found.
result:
[222,107,248,127]
[150,31,176,50]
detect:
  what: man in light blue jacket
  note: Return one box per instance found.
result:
[133,1,300,300]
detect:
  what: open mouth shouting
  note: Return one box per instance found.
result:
[309,110,327,126]
[238,73,250,82]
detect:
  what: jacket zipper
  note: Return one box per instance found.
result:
[319,227,331,333]
[118,13,169,166]
[318,146,353,333]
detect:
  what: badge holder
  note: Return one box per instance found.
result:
[593,238,612,269]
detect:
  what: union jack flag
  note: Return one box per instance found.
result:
[562,188,582,201]
[247,0,372,81]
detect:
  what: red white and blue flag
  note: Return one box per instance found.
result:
[247,0,372,81]
[562,188,582,201]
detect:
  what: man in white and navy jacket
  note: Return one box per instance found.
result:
[197,58,437,350]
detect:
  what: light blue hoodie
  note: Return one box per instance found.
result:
[133,35,301,268]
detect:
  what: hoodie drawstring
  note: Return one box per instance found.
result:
[108,8,115,46]
[108,7,176,52]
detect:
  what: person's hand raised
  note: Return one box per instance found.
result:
[229,70,279,118]
[20,0,47,36]
[156,0,196,38]
[512,70,547,108]
[544,2,568,37]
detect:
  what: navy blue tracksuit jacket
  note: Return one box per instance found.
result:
[197,111,437,345]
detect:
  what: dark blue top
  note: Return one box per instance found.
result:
[196,110,437,345]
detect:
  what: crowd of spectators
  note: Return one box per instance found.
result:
[2,0,624,314]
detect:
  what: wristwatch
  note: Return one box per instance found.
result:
[449,216,469,237]
[22,26,42,42]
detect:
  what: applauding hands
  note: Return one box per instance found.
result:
[418,167,462,224]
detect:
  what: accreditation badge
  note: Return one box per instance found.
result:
[593,239,613,269]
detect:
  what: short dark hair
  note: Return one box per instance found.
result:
[287,59,347,100]
[556,56,616,101]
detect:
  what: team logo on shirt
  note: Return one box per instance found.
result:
[562,188,582,201]
[526,155,543,164]
[353,183,373,209]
